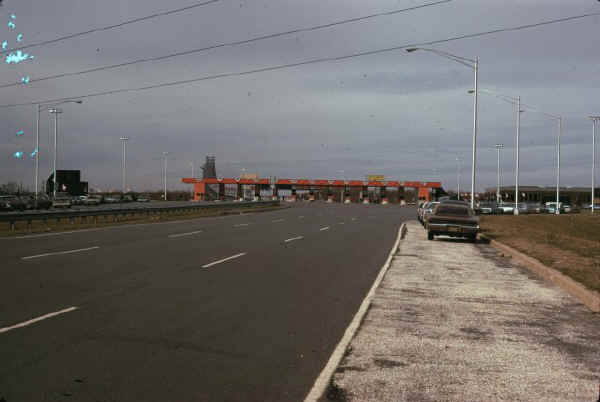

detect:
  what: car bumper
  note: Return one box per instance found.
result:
[428,223,479,236]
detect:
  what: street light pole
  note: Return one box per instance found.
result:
[120,137,129,194]
[162,152,168,201]
[406,47,478,209]
[471,57,479,210]
[35,105,40,202]
[48,107,63,199]
[456,157,462,200]
[495,144,504,204]
[514,96,521,215]
[590,116,600,214]
[556,117,562,215]
[37,100,83,200]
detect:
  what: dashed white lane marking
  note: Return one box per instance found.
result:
[202,253,247,269]
[338,222,345,225]
[233,223,250,227]
[168,230,203,238]
[320,227,330,231]
[298,216,305,219]
[284,236,304,243]
[351,218,357,221]
[21,246,100,260]
[0,306,78,334]
[272,219,285,223]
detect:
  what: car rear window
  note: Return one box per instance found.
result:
[436,205,471,216]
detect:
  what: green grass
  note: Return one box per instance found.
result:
[480,213,600,293]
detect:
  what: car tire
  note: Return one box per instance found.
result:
[427,231,434,241]
[468,234,477,243]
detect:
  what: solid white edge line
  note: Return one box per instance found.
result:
[21,246,100,260]
[319,227,330,231]
[272,219,285,223]
[0,306,78,334]
[303,223,406,402]
[233,223,250,227]
[201,252,246,268]
[284,236,303,243]
[168,230,203,238]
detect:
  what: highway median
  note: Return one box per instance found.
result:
[0,201,285,237]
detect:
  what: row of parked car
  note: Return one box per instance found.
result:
[476,201,585,214]
[0,193,152,211]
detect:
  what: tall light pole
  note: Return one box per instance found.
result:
[456,157,462,200]
[407,47,479,209]
[120,137,129,194]
[48,107,63,199]
[495,144,504,204]
[468,89,523,211]
[556,117,562,215]
[35,100,82,201]
[162,152,168,201]
[589,116,599,213]
[514,96,521,215]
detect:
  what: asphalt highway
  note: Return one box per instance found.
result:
[1,203,413,402]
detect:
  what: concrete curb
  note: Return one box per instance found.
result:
[303,222,407,402]
[482,235,600,313]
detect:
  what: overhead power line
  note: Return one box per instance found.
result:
[2,11,599,109]
[0,0,452,89]
[1,0,221,55]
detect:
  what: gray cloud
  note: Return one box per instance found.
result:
[1,0,599,192]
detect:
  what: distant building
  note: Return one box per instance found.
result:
[46,170,88,196]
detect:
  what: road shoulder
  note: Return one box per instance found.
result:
[328,220,600,401]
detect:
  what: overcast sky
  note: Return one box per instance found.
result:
[0,0,599,192]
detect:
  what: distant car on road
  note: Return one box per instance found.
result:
[84,195,102,206]
[136,195,151,202]
[52,193,72,208]
[426,203,479,242]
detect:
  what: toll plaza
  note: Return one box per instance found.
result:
[182,177,443,204]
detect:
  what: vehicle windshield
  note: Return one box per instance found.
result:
[436,205,472,216]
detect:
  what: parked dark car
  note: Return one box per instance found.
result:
[426,203,480,242]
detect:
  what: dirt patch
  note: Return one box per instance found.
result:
[480,214,600,292]
[372,358,408,368]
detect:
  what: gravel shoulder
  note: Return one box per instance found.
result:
[330,221,600,401]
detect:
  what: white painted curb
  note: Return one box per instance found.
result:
[303,222,407,402]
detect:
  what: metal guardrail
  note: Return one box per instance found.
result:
[0,200,280,231]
